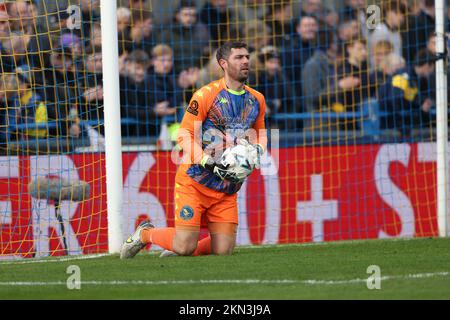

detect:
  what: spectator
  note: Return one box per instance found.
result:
[79,0,101,41]
[0,73,19,144]
[368,1,405,70]
[117,7,132,54]
[80,46,103,123]
[378,52,406,77]
[331,38,373,114]
[199,0,237,47]
[195,49,223,87]
[339,0,367,38]
[61,33,83,59]
[119,49,175,137]
[117,7,131,33]
[426,32,437,54]
[123,10,156,55]
[89,22,102,49]
[371,40,394,73]
[39,36,81,138]
[402,0,435,64]
[128,0,150,16]
[0,10,10,39]
[0,26,50,76]
[265,1,295,47]
[302,28,337,113]
[337,18,360,42]
[157,0,209,75]
[6,0,33,34]
[147,44,191,120]
[234,0,269,33]
[369,40,394,92]
[28,1,38,30]
[378,49,435,134]
[249,46,296,129]
[243,20,271,53]
[11,66,48,140]
[0,69,50,146]
[281,15,319,99]
[46,9,70,33]
[0,31,34,72]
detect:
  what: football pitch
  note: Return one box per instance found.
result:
[1,237,450,300]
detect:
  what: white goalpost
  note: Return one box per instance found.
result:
[100,0,124,253]
[435,0,449,237]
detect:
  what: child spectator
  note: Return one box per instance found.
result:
[368,1,405,70]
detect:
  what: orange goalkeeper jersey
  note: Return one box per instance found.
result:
[176,77,267,195]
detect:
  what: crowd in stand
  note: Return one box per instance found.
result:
[0,0,448,148]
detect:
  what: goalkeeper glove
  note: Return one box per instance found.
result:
[237,139,264,169]
[201,155,242,184]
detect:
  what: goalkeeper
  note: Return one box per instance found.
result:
[121,41,267,258]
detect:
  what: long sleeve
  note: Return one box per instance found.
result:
[252,93,267,152]
[177,91,209,165]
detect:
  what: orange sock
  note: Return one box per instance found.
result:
[141,227,176,251]
[192,236,211,256]
[141,229,211,256]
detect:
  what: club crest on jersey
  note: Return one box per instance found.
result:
[187,100,199,116]
[179,205,194,221]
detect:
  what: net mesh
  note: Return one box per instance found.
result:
[0,0,447,258]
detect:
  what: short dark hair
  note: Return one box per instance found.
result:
[216,41,248,65]
[314,28,335,51]
[85,45,102,56]
[424,0,434,8]
[382,1,406,16]
[296,14,318,28]
[176,0,197,12]
[132,10,152,25]
[345,37,367,50]
[415,49,435,67]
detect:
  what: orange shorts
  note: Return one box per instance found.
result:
[174,169,238,230]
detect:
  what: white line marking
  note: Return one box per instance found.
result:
[0,237,443,265]
[0,253,110,265]
[0,272,448,287]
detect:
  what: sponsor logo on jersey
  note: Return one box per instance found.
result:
[187,100,199,116]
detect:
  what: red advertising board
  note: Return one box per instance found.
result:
[0,143,442,258]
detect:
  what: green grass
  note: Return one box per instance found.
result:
[1,237,450,299]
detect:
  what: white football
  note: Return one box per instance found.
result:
[220,144,255,182]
